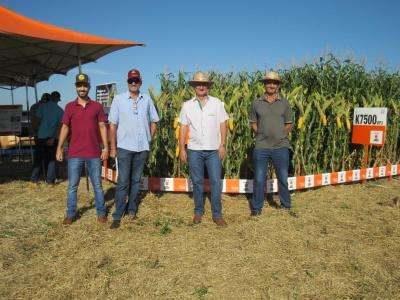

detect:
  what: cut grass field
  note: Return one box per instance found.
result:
[0,161,399,299]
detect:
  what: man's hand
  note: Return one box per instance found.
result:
[110,148,117,159]
[218,145,226,160]
[56,147,63,162]
[101,148,109,161]
[179,148,187,162]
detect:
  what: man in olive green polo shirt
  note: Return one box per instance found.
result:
[250,71,295,217]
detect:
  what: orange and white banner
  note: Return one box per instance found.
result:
[102,164,399,193]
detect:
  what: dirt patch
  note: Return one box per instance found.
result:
[0,161,399,299]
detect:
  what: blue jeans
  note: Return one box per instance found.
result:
[252,147,291,213]
[112,148,148,221]
[31,139,57,184]
[187,149,223,219]
[66,158,106,218]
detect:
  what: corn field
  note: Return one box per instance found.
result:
[144,54,400,178]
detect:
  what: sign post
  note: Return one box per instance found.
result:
[352,107,388,181]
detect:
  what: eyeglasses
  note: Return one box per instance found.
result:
[133,101,138,115]
[127,78,141,85]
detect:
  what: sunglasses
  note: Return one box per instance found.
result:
[127,78,141,84]
[193,83,210,87]
[264,80,280,85]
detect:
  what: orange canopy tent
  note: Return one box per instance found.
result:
[0,5,144,87]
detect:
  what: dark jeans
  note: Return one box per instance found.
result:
[30,138,57,184]
[251,147,291,213]
[66,158,106,218]
[187,149,223,219]
[112,148,148,221]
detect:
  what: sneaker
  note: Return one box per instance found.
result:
[63,217,74,225]
[110,220,121,229]
[213,218,227,226]
[193,215,202,224]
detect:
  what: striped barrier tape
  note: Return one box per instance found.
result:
[101,164,399,193]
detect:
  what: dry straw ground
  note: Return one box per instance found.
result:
[0,161,399,300]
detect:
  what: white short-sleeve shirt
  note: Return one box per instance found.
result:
[179,96,229,150]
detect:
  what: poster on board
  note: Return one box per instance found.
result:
[0,105,22,135]
[96,83,117,108]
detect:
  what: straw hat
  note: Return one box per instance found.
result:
[188,72,213,86]
[260,71,282,83]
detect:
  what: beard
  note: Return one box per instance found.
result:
[77,90,89,98]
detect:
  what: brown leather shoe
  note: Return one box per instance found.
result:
[98,215,108,223]
[28,182,39,188]
[213,218,227,226]
[128,214,137,222]
[63,217,74,225]
[193,215,202,224]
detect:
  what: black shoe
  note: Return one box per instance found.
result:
[250,211,262,217]
[110,220,121,229]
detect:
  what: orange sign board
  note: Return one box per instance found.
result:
[351,108,387,146]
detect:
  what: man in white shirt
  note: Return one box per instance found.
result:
[179,72,228,226]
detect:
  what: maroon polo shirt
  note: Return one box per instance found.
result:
[62,98,106,158]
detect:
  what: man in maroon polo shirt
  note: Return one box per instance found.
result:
[56,73,109,225]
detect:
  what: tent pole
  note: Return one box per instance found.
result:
[25,80,34,162]
[77,44,90,203]
[77,44,82,73]
[25,82,30,122]
[11,85,14,105]
[34,81,38,103]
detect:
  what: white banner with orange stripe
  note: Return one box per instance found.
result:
[101,164,399,193]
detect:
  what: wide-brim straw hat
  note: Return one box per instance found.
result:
[260,71,282,83]
[188,72,213,86]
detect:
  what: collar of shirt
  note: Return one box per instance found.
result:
[192,95,209,102]
[192,95,209,110]
[74,97,93,106]
[258,94,282,102]
[128,92,144,102]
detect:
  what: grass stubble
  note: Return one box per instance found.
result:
[0,162,399,299]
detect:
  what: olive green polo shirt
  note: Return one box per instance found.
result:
[250,95,293,149]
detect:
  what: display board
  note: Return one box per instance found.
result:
[0,105,22,135]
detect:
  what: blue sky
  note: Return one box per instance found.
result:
[1,0,399,109]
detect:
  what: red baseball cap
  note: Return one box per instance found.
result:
[127,69,141,81]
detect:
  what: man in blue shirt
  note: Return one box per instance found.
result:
[108,69,160,229]
[30,91,64,185]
